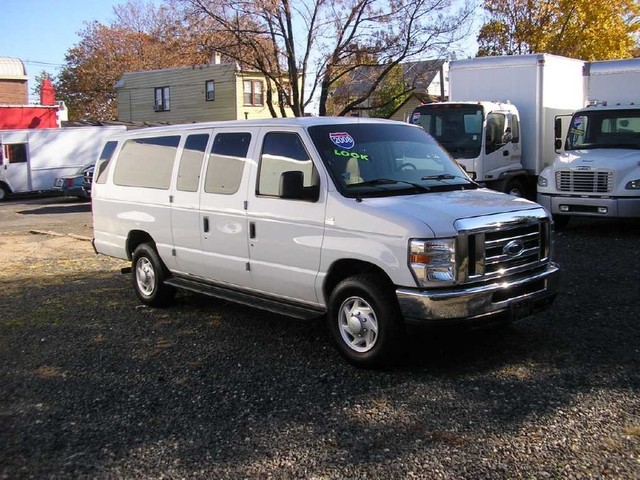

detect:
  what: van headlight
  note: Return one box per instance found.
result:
[625,179,640,190]
[409,238,457,287]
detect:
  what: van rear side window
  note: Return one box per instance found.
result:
[95,141,119,184]
[113,136,180,189]
[177,134,209,192]
[204,132,251,195]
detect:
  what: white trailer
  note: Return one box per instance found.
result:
[411,54,585,197]
[0,126,126,200]
[537,58,640,226]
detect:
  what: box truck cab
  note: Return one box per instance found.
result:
[537,59,640,227]
[92,117,559,367]
[411,101,525,195]
[411,54,585,199]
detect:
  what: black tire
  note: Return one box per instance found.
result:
[0,184,9,202]
[504,179,526,197]
[131,243,176,307]
[552,214,570,230]
[327,273,405,368]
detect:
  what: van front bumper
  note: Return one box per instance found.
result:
[396,264,559,327]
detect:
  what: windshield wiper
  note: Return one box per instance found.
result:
[352,178,430,192]
[421,174,458,181]
[421,173,481,188]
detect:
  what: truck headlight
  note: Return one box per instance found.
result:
[409,238,457,287]
[625,179,640,190]
[537,175,548,187]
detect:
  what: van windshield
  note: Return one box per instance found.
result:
[566,109,640,150]
[308,123,476,198]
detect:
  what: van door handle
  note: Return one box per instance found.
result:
[249,222,256,239]
[203,216,209,233]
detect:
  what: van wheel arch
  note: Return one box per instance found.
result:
[126,230,156,261]
[324,259,395,304]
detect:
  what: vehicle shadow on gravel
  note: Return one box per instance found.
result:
[1,219,639,478]
[17,202,91,216]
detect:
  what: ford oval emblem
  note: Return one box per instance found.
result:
[503,239,525,257]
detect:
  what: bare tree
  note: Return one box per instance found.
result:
[181,0,474,116]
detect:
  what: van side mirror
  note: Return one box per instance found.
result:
[279,170,306,199]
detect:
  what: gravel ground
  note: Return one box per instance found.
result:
[0,217,639,479]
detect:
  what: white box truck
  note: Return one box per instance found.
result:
[411,54,585,198]
[0,125,126,201]
[537,58,640,227]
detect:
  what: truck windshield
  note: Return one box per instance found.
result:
[566,109,640,150]
[410,104,483,159]
[308,123,476,198]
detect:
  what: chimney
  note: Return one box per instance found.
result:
[40,78,56,105]
[212,51,221,64]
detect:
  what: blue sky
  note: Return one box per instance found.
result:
[3,0,141,80]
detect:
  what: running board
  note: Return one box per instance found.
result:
[165,275,326,320]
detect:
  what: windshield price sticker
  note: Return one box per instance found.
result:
[329,132,355,149]
[333,149,369,161]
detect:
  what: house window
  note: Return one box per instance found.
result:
[243,80,263,106]
[205,80,215,101]
[154,86,170,111]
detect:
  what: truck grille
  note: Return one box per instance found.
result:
[555,170,613,193]
[457,211,551,284]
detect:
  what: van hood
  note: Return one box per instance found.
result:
[363,188,542,237]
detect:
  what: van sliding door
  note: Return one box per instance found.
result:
[198,128,258,287]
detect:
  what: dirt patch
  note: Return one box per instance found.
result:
[0,232,127,278]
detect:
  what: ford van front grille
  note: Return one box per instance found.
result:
[555,170,613,193]
[455,210,551,285]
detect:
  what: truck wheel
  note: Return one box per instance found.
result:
[0,184,9,201]
[327,274,405,368]
[505,179,526,197]
[132,243,176,307]
[552,215,570,229]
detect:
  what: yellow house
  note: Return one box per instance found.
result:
[116,62,295,123]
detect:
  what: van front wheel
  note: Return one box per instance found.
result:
[132,244,175,307]
[327,274,404,368]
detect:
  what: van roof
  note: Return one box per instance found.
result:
[106,116,410,139]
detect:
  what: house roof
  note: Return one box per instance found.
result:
[332,59,446,98]
[0,57,28,80]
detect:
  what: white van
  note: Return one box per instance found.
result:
[92,117,559,367]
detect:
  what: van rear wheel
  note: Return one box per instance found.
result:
[132,243,175,307]
[0,184,9,201]
[327,274,404,368]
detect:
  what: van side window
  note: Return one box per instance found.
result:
[113,136,180,189]
[177,134,209,192]
[2,144,27,164]
[95,141,119,184]
[257,132,319,200]
[204,132,251,195]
